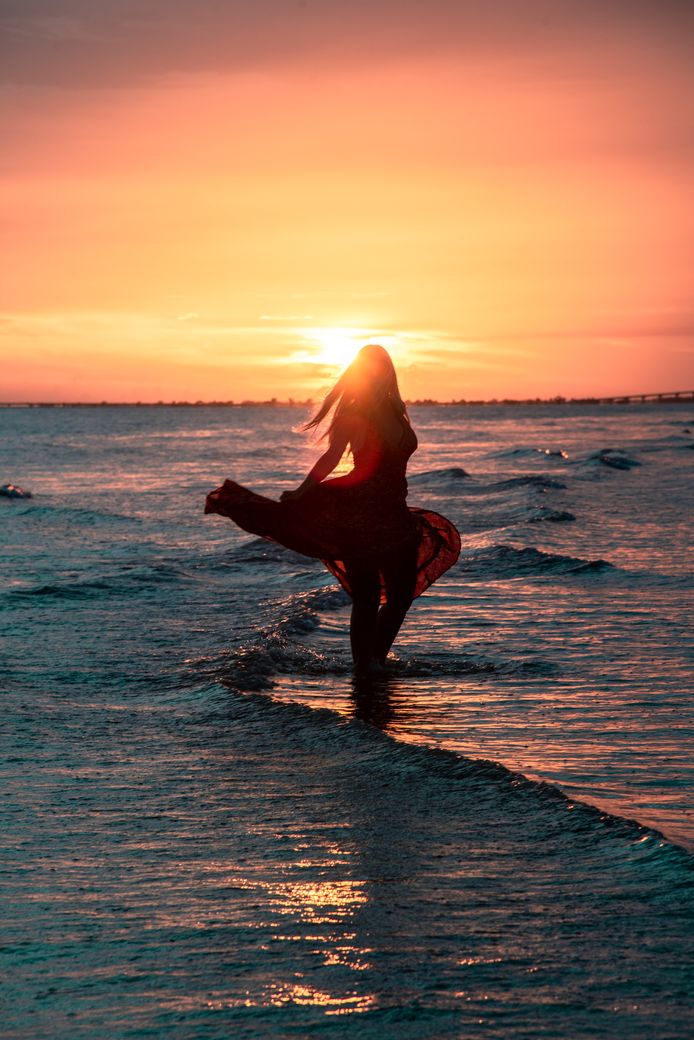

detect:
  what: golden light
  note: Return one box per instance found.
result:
[303,327,366,369]
[289,327,401,372]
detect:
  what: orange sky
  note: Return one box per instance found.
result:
[2,1,693,401]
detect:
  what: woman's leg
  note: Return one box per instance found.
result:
[375,545,418,663]
[344,560,381,671]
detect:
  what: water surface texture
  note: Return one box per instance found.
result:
[2,404,693,1038]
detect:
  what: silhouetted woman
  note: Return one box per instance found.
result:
[205,345,460,673]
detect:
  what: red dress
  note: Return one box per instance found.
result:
[204,415,460,603]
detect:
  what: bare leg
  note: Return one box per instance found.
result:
[344,560,381,672]
[374,545,418,663]
[374,602,411,663]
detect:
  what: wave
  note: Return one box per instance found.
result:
[190,589,349,689]
[408,466,471,486]
[638,435,693,453]
[461,543,613,579]
[10,579,115,600]
[8,562,193,600]
[491,475,567,490]
[457,504,576,533]
[582,449,641,470]
[430,474,567,501]
[192,540,612,692]
[4,501,141,526]
[191,579,548,691]
[525,507,576,523]
[226,536,317,566]
[221,686,692,858]
[493,447,569,460]
[214,632,550,693]
[373,652,554,679]
[221,636,342,690]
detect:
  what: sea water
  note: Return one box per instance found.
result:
[2,403,692,1038]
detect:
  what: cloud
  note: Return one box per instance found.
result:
[260,314,314,321]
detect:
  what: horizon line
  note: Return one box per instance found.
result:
[1,391,693,408]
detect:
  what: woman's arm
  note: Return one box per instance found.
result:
[280,422,351,501]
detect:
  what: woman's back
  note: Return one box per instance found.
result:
[344,402,418,488]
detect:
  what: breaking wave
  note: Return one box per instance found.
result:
[460,543,614,579]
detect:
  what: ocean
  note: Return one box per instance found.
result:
[2,402,693,1038]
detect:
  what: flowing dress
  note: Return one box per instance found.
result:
[204,413,460,603]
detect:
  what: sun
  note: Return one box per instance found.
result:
[297,326,400,370]
[288,327,401,374]
[304,327,364,369]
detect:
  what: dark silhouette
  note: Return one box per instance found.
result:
[350,671,402,728]
[205,345,460,673]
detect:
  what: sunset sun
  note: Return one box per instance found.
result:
[293,328,402,373]
[305,328,365,369]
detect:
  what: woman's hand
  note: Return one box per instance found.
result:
[280,488,305,503]
[281,423,350,504]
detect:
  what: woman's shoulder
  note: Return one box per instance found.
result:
[378,399,416,447]
[336,399,415,451]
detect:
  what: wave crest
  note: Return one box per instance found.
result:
[462,543,613,579]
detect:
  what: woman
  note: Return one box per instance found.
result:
[205,345,460,673]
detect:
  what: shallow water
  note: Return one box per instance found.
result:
[2,403,693,1038]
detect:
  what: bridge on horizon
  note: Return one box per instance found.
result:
[585,390,694,404]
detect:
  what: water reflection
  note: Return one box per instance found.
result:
[270,877,367,926]
[222,834,376,1014]
[268,982,376,1014]
[349,673,403,728]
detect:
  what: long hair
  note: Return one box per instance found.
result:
[305,344,409,442]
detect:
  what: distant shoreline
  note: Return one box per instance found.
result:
[1,394,692,409]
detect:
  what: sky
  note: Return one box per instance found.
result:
[2,0,693,402]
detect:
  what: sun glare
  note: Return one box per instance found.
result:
[305,328,364,369]
[294,327,400,371]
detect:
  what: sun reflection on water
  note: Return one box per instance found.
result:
[268,982,377,1015]
[271,878,367,924]
[223,837,375,1012]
